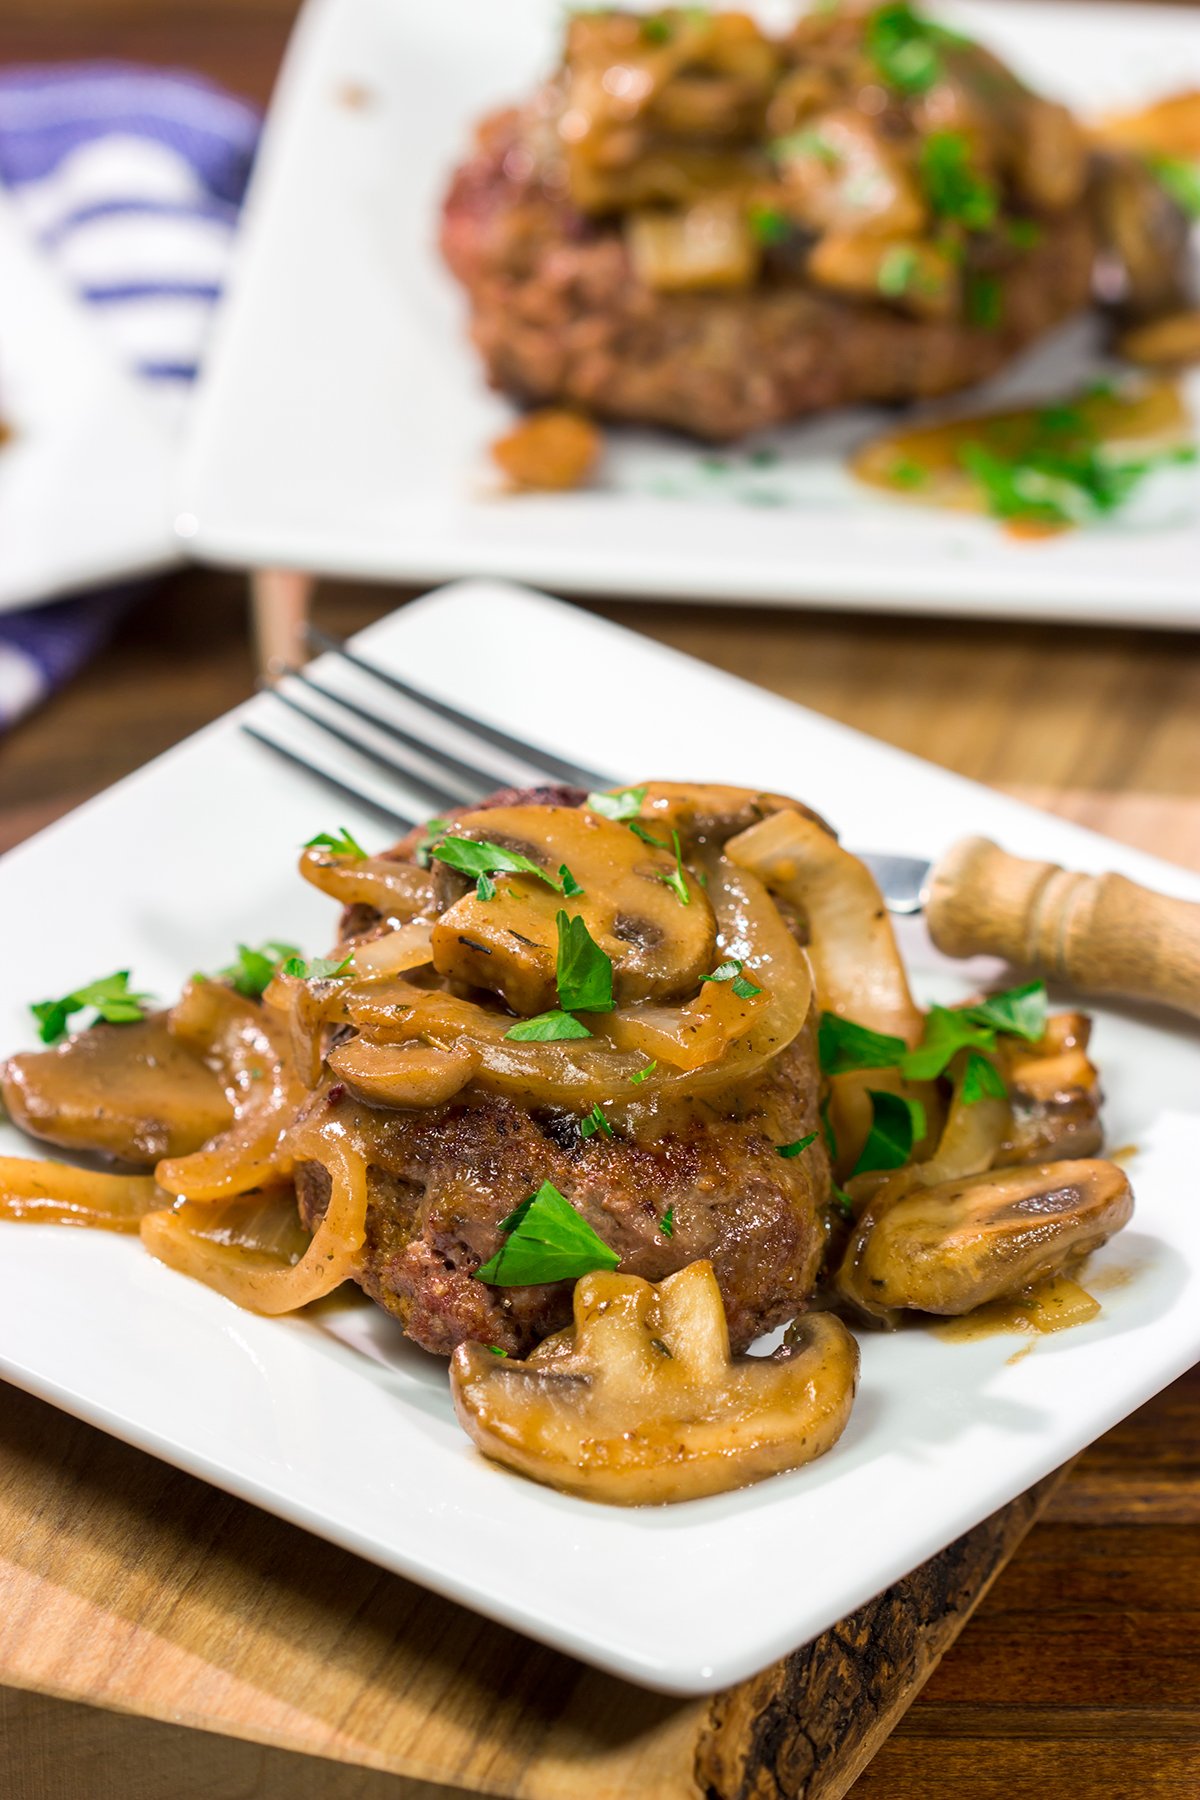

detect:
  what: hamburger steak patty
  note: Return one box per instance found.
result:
[441,107,1098,443]
[296,780,832,1357]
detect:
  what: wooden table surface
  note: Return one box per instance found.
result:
[3,3,1200,1794]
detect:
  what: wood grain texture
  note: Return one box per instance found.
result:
[926,836,1200,1017]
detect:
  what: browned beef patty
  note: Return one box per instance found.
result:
[295,1003,828,1358]
[441,108,1099,443]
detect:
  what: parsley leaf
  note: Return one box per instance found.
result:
[919,131,999,231]
[966,271,1002,330]
[414,817,450,869]
[31,970,154,1044]
[305,826,367,859]
[900,1004,996,1081]
[215,940,302,1000]
[660,1205,675,1238]
[504,1009,592,1041]
[700,957,759,996]
[657,828,691,907]
[629,820,669,848]
[878,243,919,298]
[431,835,560,891]
[580,1102,613,1140]
[630,1059,657,1086]
[851,1090,927,1178]
[818,1013,908,1075]
[476,872,496,901]
[778,1132,818,1159]
[732,975,762,999]
[963,980,1047,1043]
[866,2,967,95]
[586,786,647,822]
[961,1050,1007,1103]
[560,865,584,897]
[1150,154,1200,219]
[474,1179,620,1285]
[555,911,614,1013]
[280,954,353,981]
[486,1345,508,1357]
[748,203,790,246]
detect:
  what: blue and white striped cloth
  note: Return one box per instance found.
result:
[0,62,259,728]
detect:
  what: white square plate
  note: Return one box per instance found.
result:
[0,189,180,611]
[2,579,1199,1695]
[177,0,1200,627]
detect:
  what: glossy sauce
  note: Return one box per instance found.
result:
[931,1273,1101,1343]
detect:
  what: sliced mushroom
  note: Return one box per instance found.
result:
[997,1010,1103,1164]
[836,1159,1133,1326]
[451,1260,859,1504]
[430,805,716,1013]
[326,1036,479,1108]
[1,1014,232,1167]
[635,782,833,853]
[1116,310,1200,370]
[1091,151,1190,320]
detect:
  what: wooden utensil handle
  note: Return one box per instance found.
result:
[925,836,1200,1018]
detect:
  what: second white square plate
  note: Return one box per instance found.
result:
[1,580,1199,1694]
[177,0,1200,626]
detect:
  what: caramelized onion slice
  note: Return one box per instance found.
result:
[451,1260,859,1505]
[0,1157,164,1232]
[836,1159,1133,1325]
[350,921,435,978]
[727,810,923,1044]
[141,1132,367,1314]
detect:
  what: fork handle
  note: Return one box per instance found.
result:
[925,835,1200,1019]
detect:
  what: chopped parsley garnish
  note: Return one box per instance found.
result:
[486,1345,508,1357]
[629,820,669,848]
[771,128,840,168]
[630,1059,657,1085]
[956,415,1197,528]
[818,982,1049,1107]
[640,13,673,42]
[280,954,353,981]
[748,203,790,246]
[476,872,496,901]
[966,271,1002,329]
[1149,154,1200,219]
[430,835,561,891]
[555,910,614,1013]
[778,1132,818,1160]
[560,865,584,897]
[213,940,302,999]
[878,244,919,298]
[657,828,691,907]
[580,1101,613,1140]
[305,826,367,859]
[962,980,1047,1042]
[474,1179,620,1286]
[32,970,154,1044]
[1005,217,1042,250]
[414,817,450,869]
[961,1050,1008,1103]
[660,1205,675,1238]
[818,1014,907,1075]
[866,2,967,96]
[830,1184,855,1222]
[504,1009,593,1041]
[919,131,999,232]
[852,1090,926,1178]
[700,956,762,999]
[889,457,928,489]
[586,785,646,822]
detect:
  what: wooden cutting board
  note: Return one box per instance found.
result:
[2,686,1199,1799]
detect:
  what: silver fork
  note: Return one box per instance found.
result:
[242,621,1200,1021]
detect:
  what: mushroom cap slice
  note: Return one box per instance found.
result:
[430,805,716,1013]
[836,1158,1134,1326]
[450,1259,859,1505]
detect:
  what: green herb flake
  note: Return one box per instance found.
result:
[555,910,615,1013]
[830,1183,855,1222]
[777,1132,818,1160]
[660,1205,675,1238]
[963,979,1047,1043]
[586,785,647,822]
[580,1101,613,1141]
[476,872,496,901]
[215,940,302,1000]
[280,954,354,981]
[878,243,919,298]
[32,970,155,1044]
[851,1090,927,1178]
[966,271,1002,329]
[748,203,790,247]
[414,816,450,869]
[475,1179,620,1285]
[771,128,840,168]
[900,1004,996,1081]
[1149,154,1200,219]
[305,826,367,859]
[960,1050,1008,1103]
[919,131,999,232]
[1006,217,1042,249]
[658,828,691,907]
[504,1009,593,1041]
[629,820,669,848]
[630,1059,658,1086]
[866,1,968,96]
[700,957,742,984]
[889,457,929,489]
[486,1345,509,1357]
[731,974,762,999]
[818,1013,907,1076]
[431,835,560,891]
[560,864,584,897]
[640,14,673,42]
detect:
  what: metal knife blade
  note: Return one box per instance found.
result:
[854,850,932,916]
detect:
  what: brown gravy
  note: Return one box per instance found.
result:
[931,1273,1101,1344]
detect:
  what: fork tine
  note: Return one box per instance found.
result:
[240,724,417,831]
[287,665,523,798]
[262,684,469,813]
[307,625,609,791]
